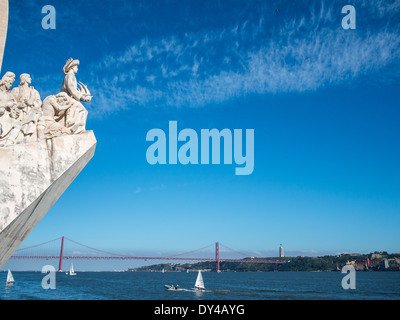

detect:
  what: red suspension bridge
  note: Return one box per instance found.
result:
[10,236,286,272]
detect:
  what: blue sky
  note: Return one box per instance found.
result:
[1,0,400,269]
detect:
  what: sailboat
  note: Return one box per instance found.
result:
[66,263,77,276]
[193,270,205,291]
[164,270,207,292]
[5,269,14,286]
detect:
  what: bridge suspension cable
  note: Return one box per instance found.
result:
[14,237,62,253]
[165,243,215,258]
[219,243,258,258]
[63,237,129,257]
[10,237,286,270]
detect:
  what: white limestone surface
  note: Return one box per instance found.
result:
[0,131,96,268]
[0,0,8,73]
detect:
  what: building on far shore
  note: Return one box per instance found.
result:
[279,244,284,258]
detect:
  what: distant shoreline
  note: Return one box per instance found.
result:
[2,252,399,273]
[129,252,400,273]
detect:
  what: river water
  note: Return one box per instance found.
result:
[1,271,399,300]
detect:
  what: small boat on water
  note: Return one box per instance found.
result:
[164,270,207,292]
[5,269,14,286]
[192,270,205,291]
[164,284,182,291]
[66,263,77,276]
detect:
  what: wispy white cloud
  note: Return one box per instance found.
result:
[88,1,400,116]
[359,0,400,18]
[70,250,99,256]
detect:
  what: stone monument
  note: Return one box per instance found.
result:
[0,58,97,268]
[0,0,8,74]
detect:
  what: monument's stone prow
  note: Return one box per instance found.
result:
[0,131,96,268]
[0,57,95,268]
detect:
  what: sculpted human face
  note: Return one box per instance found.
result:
[20,74,31,85]
[4,75,15,90]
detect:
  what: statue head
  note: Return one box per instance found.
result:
[55,92,70,105]
[0,71,15,91]
[19,73,32,85]
[62,58,79,75]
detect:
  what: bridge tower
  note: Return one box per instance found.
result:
[216,242,220,272]
[58,236,64,272]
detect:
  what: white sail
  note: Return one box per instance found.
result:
[194,271,205,289]
[6,269,14,283]
[69,263,76,276]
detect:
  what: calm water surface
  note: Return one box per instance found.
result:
[1,271,399,300]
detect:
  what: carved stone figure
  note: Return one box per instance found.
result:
[0,53,96,270]
[0,71,16,109]
[0,57,93,145]
[0,71,23,146]
[61,58,92,134]
[11,73,44,142]
[41,92,74,138]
